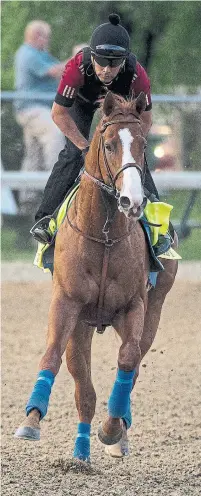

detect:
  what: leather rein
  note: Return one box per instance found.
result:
[66,114,145,333]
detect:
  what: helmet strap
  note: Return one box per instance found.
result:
[86,61,94,77]
[120,59,126,72]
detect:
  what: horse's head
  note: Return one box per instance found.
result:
[99,91,147,218]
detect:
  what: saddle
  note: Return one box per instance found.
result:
[34,185,181,285]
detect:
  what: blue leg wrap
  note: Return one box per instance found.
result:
[26,370,55,419]
[122,398,132,429]
[73,422,91,462]
[108,369,135,419]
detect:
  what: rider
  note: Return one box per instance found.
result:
[32,13,170,252]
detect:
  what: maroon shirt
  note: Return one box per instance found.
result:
[55,50,152,111]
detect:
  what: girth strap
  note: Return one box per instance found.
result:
[96,244,111,334]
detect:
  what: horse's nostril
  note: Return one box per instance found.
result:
[119,196,131,209]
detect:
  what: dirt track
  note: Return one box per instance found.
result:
[1,265,201,495]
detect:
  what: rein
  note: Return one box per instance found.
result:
[66,207,135,246]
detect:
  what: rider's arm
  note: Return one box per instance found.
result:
[131,62,152,136]
[51,103,88,150]
[140,110,152,137]
[52,51,88,149]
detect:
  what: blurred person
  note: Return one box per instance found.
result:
[31,14,170,253]
[14,20,67,214]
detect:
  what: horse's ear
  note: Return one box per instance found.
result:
[135,92,146,115]
[103,91,116,116]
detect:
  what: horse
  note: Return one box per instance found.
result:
[15,91,178,462]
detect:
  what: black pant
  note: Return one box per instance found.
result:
[144,164,159,200]
[35,100,94,221]
[35,101,159,221]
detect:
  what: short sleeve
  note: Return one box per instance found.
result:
[55,52,84,108]
[131,62,152,111]
[27,51,58,78]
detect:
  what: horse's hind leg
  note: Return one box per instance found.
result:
[123,259,178,432]
[15,284,81,441]
[66,321,96,462]
[124,257,178,419]
[139,256,178,363]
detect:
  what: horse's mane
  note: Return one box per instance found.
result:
[99,93,139,124]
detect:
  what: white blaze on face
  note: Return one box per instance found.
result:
[118,128,143,210]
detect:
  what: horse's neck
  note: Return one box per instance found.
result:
[74,133,130,240]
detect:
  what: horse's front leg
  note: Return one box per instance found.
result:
[66,322,96,462]
[15,283,81,441]
[103,255,178,458]
[98,297,145,449]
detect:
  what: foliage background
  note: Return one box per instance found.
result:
[2,0,201,92]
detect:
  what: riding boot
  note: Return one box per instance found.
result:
[30,171,82,244]
[144,166,172,255]
[30,215,57,244]
[30,157,83,244]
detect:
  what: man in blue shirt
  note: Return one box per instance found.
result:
[14,20,66,214]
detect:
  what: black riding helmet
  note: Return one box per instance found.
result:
[90,13,130,63]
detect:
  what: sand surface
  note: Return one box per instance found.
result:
[1,266,201,495]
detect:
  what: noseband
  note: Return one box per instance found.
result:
[84,115,145,199]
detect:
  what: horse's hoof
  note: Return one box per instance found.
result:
[105,444,124,458]
[14,425,40,441]
[74,456,91,464]
[104,424,129,458]
[98,422,123,446]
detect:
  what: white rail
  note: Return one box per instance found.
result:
[153,171,201,191]
[1,171,201,191]
[2,91,201,103]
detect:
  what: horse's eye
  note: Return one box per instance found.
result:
[105,143,112,153]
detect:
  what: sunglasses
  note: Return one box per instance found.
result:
[93,54,125,68]
[91,44,127,68]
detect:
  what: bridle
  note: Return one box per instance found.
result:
[84,114,146,200]
[67,113,147,247]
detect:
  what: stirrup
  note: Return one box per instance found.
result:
[30,216,56,244]
[153,232,172,257]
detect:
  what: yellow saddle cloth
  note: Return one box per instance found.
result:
[34,184,79,272]
[144,201,181,260]
[34,187,181,273]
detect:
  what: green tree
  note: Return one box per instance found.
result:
[1,0,107,89]
[2,1,201,92]
[150,1,201,91]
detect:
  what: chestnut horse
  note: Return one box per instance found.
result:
[15,92,178,462]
